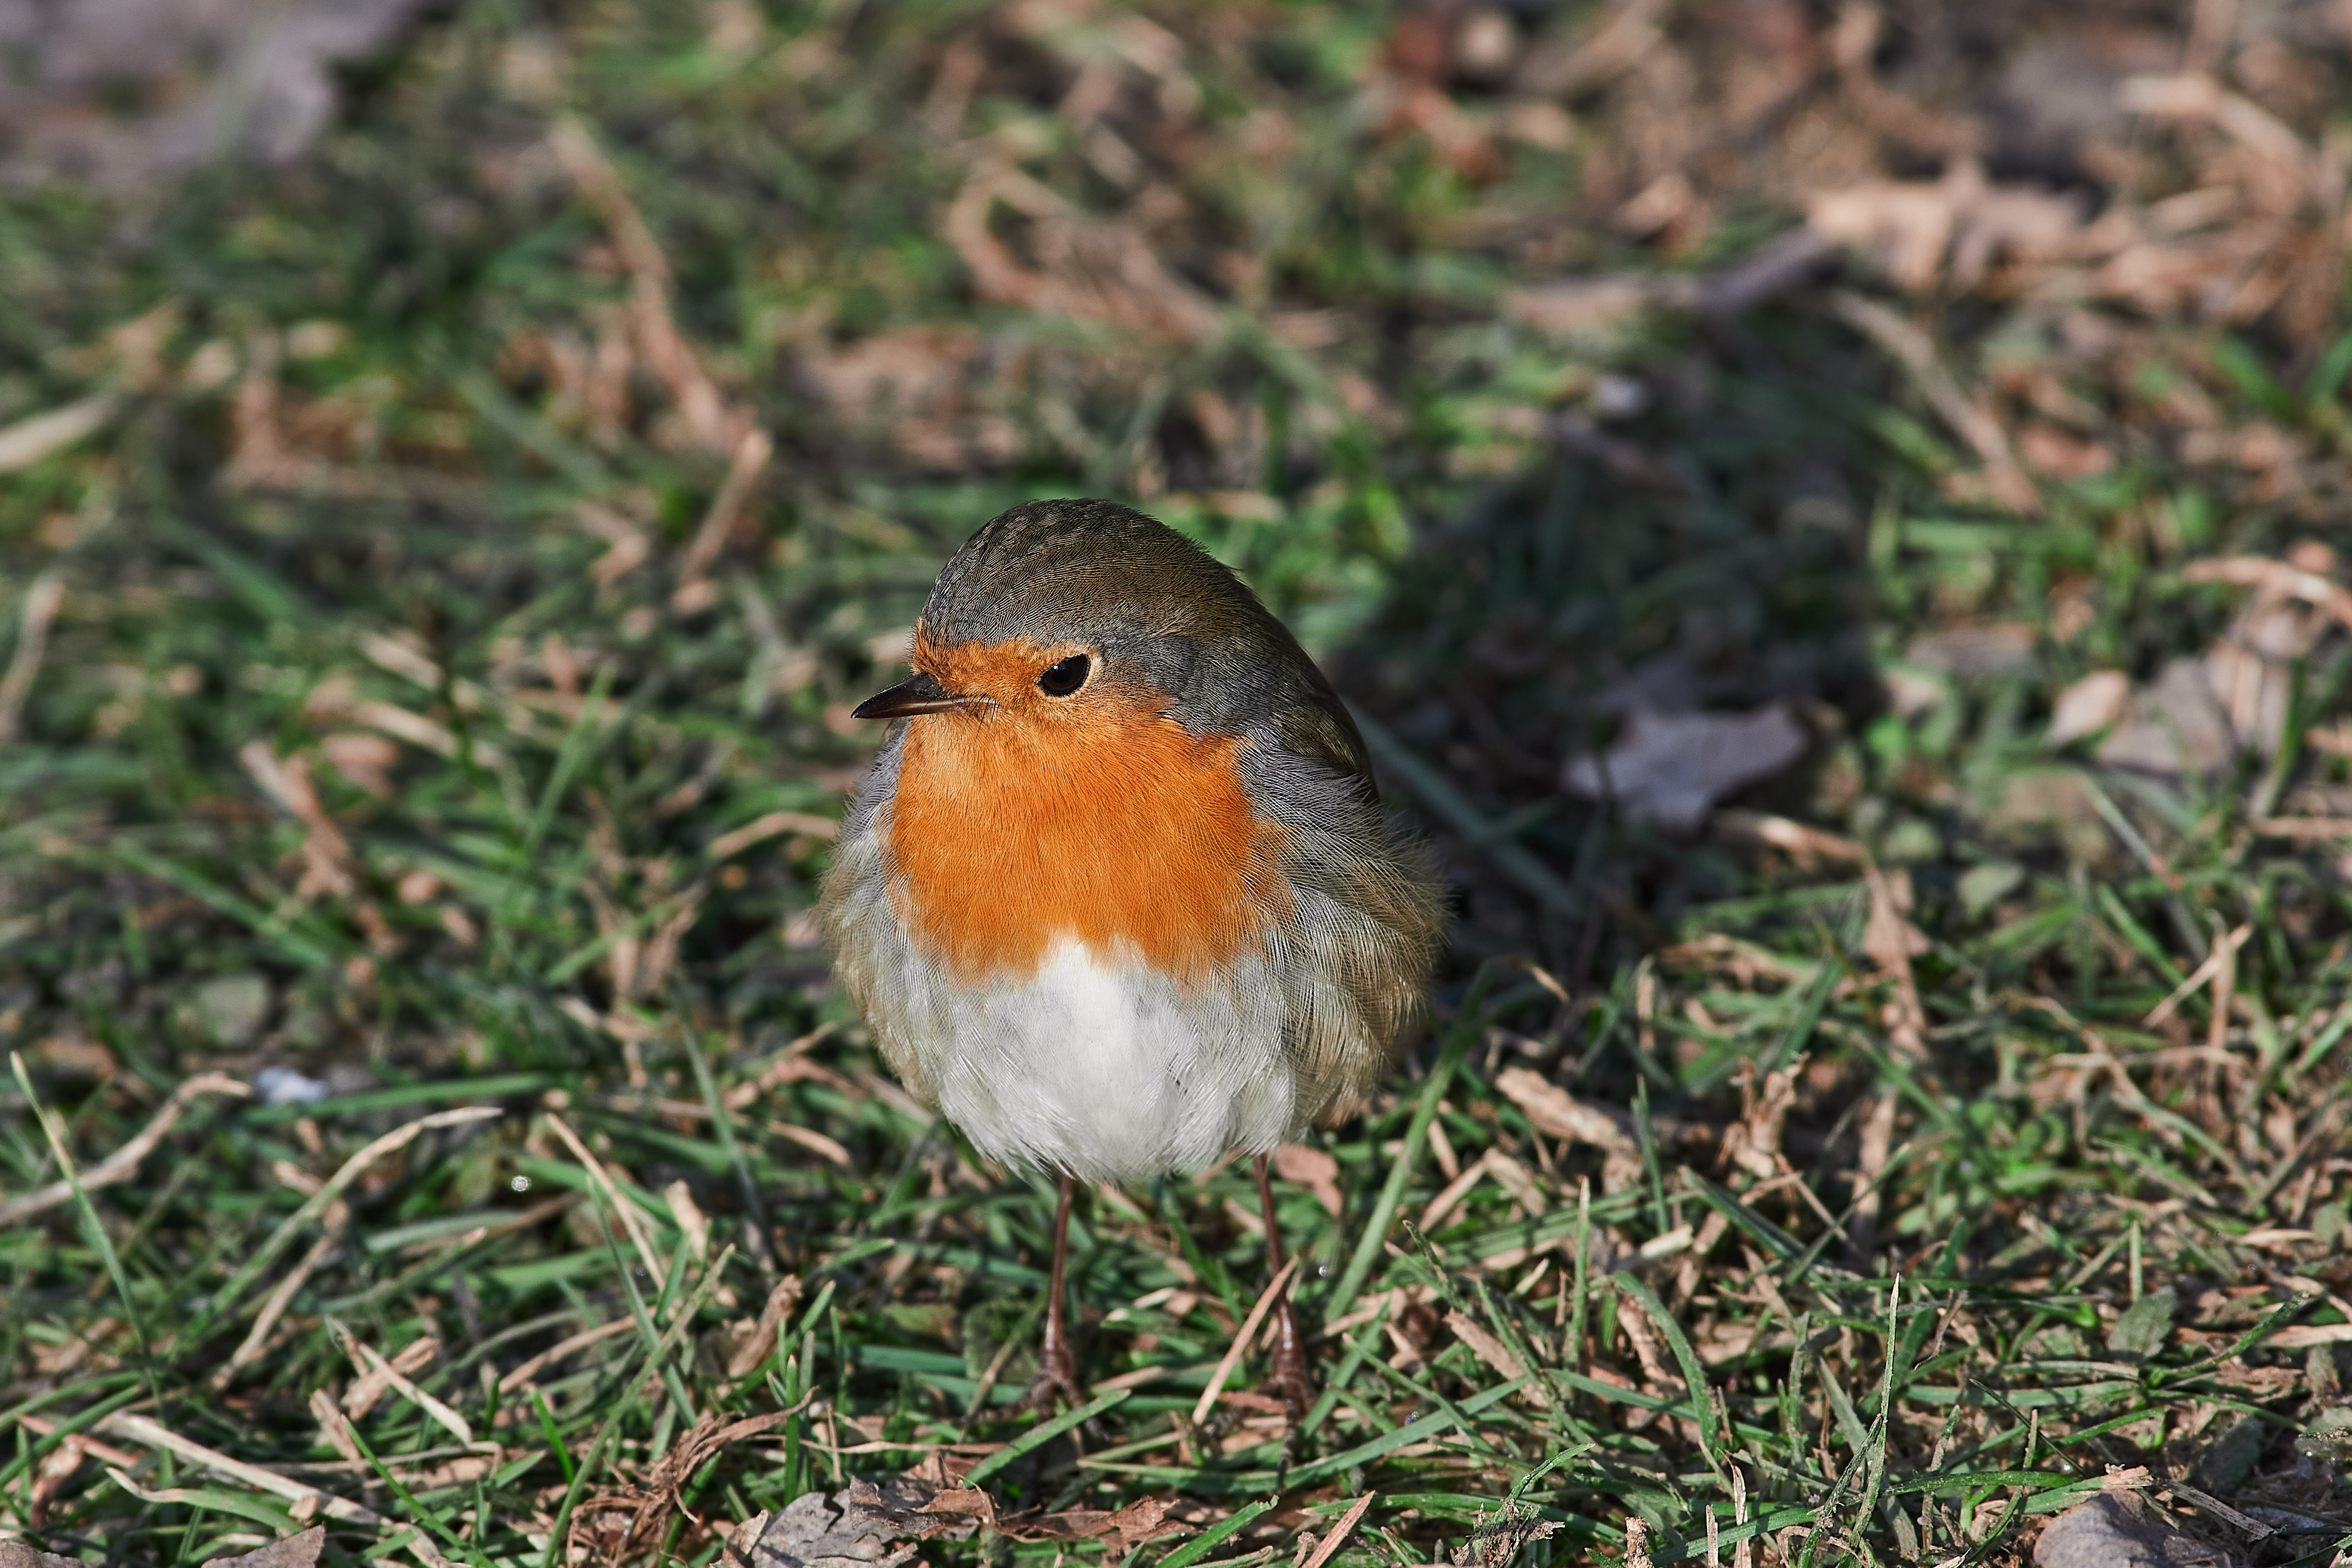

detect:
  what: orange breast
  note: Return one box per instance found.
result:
[881,652,1290,987]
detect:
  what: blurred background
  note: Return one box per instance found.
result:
[13,0,2352,1007]
[6,0,2352,1562]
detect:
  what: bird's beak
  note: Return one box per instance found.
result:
[852,670,984,720]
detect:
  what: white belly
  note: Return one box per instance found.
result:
[917,939,1296,1181]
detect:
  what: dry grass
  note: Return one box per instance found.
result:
[3,1,2352,1565]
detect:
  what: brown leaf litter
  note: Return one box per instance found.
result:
[2096,549,2343,778]
[0,0,432,191]
[1562,704,1810,834]
[5,1527,326,1568]
[722,1456,1189,1568]
[573,1409,798,1563]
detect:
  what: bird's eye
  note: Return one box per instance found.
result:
[1037,655,1091,696]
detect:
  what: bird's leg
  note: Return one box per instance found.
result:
[1026,1169,1087,1412]
[1254,1154,1312,1423]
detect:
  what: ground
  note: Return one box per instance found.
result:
[2,1,2351,1566]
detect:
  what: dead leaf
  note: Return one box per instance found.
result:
[1273,1142,1343,1216]
[1903,623,2037,677]
[1461,1507,1564,1568]
[2032,1491,2235,1567]
[916,1488,996,1529]
[319,732,399,797]
[1494,1067,1633,1151]
[1482,1148,1547,1213]
[1511,0,1668,99]
[1712,812,1866,869]
[1504,276,1660,336]
[1807,160,2084,291]
[212,1528,327,1568]
[1091,1495,1195,1551]
[2049,670,2131,745]
[1860,862,1929,1058]
[549,118,737,456]
[1445,1310,1527,1382]
[1006,1496,1189,1557]
[732,1492,921,1568]
[342,1333,437,1419]
[1302,1493,1378,1568]
[1562,703,1809,832]
[0,0,434,191]
[2095,657,2237,775]
[582,1409,798,1562]
[2019,423,2114,478]
[724,1275,806,1378]
[1494,1066,1645,1192]
[1829,289,2039,512]
[792,325,1023,470]
[2185,555,2352,633]
[1720,1056,1803,1179]
[0,1546,85,1568]
[241,745,358,900]
[943,164,1217,342]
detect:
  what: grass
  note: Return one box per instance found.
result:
[4,1,2352,1565]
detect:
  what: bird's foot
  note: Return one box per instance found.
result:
[1264,1299,1313,1427]
[1020,1327,1086,1415]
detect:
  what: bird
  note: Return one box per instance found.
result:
[818,497,1443,1415]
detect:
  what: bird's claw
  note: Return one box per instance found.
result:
[1021,1323,1086,1415]
[1265,1299,1313,1426]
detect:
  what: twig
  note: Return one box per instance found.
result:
[548,117,731,454]
[2143,924,2252,1028]
[673,428,774,607]
[213,1220,346,1388]
[97,1411,383,1525]
[0,393,118,473]
[190,1105,504,1344]
[499,1317,637,1393]
[2185,556,2352,632]
[0,1072,249,1225]
[327,1321,488,1450]
[544,1112,668,1282]
[16,1413,141,1468]
[1859,859,1927,1059]
[1301,1493,1377,1568]
[707,809,839,862]
[1190,1255,1300,1425]
[0,570,66,745]
[2251,816,2352,839]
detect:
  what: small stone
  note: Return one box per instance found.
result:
[182,974,272,1047]
[2189,1415,2263,1495]
[1958,862,2025,916]
[2033,1493,2233,1567]
[253,1065,329,1107]
[2106,1288,2176,1361]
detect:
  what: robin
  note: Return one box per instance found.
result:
[818,498,1443,1414]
